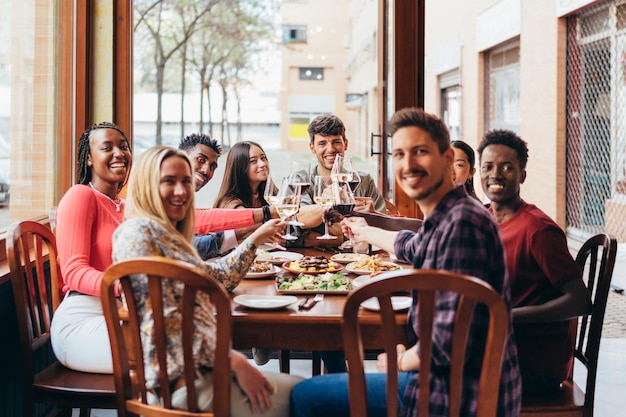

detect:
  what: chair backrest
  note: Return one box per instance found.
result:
[571,233,617,417]
[6,220,63,395]
[101,256,232,417]
[342,269,511,417]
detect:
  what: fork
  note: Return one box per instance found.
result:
[300,293,324,310]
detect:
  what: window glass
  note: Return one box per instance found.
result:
[283,25,308,43]
[485,42,520,133]
[0,1,57,229]
[299,67,324,80]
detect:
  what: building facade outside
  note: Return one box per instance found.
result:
[279,0,351,151]
[423,0,626,242]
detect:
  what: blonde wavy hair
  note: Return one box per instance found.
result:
[125,146,196,253]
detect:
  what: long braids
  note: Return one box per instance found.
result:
[77,122,130,191]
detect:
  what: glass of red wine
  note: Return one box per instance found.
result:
[333,181,357,248]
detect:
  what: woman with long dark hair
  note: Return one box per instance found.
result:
[451,140,479,201]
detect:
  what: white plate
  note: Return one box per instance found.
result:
[257,243,285,252]
[245,265,281,279]
[345,261,401,275]
[256,251,304,264]
[361,296,412,312]
[351,274,381,289]
[330,253,369,264]
[233,294,298,310]
[389,253,411,264]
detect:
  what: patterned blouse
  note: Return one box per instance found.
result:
[394,186,522,417]
[112,217,257,389]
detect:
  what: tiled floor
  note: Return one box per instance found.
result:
[83,339,626,417]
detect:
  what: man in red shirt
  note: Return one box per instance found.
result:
[477,129,591,394]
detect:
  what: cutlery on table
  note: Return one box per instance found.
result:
[299,293,324,310]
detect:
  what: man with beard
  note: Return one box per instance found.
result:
[477,129,591,394]
[290,107,521,417]
[179,133,278,259]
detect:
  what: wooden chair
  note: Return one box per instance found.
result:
[6,220,116,417]
[342,269,511,417]
[101,256,232,417]
[521,233,617,417]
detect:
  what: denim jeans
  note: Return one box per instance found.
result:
[290,371,413,417]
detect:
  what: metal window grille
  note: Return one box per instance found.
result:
[566,0,626,242]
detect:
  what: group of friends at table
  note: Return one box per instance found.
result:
[47,109,590,417]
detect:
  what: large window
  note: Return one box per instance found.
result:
[0,1,60,230]
[485,41,520,133]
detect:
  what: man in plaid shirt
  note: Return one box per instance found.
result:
[290,107,521,417]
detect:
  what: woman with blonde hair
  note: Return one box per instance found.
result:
[112,146,302,415]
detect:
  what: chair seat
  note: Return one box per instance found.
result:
[520,380,585,416]
[33,361,116,408]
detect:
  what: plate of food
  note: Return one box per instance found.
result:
[361,296,412,312]
[345,255,401,275]
[282,256,343,275]
[389,253,411,264]
[276,272,353,294]
[330,253,369,264]
[256,251,304,265]
[233,294,298,310]
[245,262,281,279]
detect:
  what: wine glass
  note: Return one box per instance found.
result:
[275,179,301,241]
[263,176,284,206]
[330,154,353,185]
[333,182,357,249]
[288,162,310,226]
[313,175,337,240]
[346,160,361,193]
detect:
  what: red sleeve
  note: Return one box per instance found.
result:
[194,208,255,234]
[530,225,581,288]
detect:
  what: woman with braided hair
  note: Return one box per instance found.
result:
[51,122,131,373]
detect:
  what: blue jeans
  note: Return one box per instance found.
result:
[290,371,413,417]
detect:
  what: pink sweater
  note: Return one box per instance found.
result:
[56,185,257,295]
[56,185,124,296]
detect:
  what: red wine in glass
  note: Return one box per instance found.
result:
[334,203,355,216]
[289,182,311,194]
[348,180,360,192]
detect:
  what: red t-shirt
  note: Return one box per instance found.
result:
[489,202,582,380]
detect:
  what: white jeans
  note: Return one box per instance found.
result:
[50,293,114,374]
[148,371,304,417]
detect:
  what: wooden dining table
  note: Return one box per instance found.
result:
[230,246,411,371]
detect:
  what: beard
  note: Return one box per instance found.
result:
[414,172,445,202]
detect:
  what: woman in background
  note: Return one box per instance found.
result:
[112,146,301,415]
[451,140,479,200]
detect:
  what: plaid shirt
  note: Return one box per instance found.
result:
[394,186,522,417]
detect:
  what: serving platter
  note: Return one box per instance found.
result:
[282,260,343,275]
[276,273,352,294]
[329,253,369,264]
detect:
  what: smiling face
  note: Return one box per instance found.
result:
[87,128,131,191]
[391,126,454,215]
[451,146,475,185]
[187,143,219,192]
[309,134,347,175]
[246,144,269,188]
[159,155,194,226]
[479,144,526,208]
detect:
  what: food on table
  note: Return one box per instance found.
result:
[249,261,273,273]
[276,273,353,292]
[286,255,341,272]
[348,254,401,272]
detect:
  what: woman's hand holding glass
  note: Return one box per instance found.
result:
[340,216,370,249]
[249,218,286,247]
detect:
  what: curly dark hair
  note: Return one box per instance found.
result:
[477,129,529,170]
[307,114,346,144]
[178,132,222,156]
[77,121,130,191]
[387,107,450,154]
